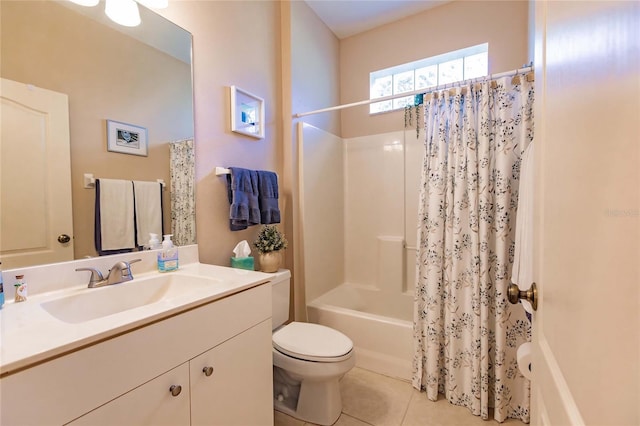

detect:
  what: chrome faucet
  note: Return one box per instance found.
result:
[76,259,142,288]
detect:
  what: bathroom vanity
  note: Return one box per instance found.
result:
[0,247,274,425]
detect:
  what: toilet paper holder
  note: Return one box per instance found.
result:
[507,282,538,311]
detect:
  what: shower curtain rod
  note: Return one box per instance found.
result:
[293,65,534,118]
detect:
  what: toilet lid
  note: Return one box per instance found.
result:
[273,322,353,362]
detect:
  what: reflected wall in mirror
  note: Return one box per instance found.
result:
[0,0,194,269]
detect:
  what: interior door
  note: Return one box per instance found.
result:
[532,1,639,424]
[0,78,74,268]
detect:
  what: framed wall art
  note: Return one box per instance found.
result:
[230,86,264,139]
[106,119,148,156]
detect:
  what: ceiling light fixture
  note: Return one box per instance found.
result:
[69,0,169,27]
[69,0,168,28]
[105,0,141,27]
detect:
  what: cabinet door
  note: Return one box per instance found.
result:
[190,320,273,426]
[68,363,190,426]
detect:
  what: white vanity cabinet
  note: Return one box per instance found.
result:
[190,320,273,426]
[0,283,273,426]
[68,363,192,426]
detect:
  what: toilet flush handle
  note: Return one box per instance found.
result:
[203,366,214,377]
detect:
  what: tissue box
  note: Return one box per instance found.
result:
[231,256,254,270]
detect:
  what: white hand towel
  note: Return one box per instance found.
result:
[512,142,534,313]
[98,179,135,251]
[133,180,163,246]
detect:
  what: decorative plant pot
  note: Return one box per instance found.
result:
[259,251,281,273]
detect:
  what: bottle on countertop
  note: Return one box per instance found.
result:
[157,234,178,272]
[14,274,27,303]
[0,262,4,308]
[147,233,161,250]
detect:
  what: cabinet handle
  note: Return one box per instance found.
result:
[202,366,214,377]
[169,385,182,397]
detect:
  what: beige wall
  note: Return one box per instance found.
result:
[340,0,530,138]
[291,1,341,136]
[161,1,341,316]
[158,1,282,267]
[2,0,530,295]
[1,1,193,258]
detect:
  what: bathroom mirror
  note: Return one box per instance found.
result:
[0,0,194,268]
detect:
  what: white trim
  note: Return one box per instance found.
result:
[538,336,586,425]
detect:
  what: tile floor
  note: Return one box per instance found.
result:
[274,367,526,426]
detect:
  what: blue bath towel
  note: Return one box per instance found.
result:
[226,167,260,231]
[257,170,280,224]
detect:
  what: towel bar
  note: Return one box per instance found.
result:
[83,173,166,189]
[216,167,280,178]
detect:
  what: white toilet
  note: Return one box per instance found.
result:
[270,270,355,426]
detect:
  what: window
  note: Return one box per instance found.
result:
[369,43,488,114]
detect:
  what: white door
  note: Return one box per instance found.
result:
[0,78,74,269]
[532,1,639,425]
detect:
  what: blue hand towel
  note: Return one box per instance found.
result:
[257,170,280,224]
[226,167,260,231]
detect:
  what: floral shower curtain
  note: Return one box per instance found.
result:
[412,76,534,423]
[169,139,196,246]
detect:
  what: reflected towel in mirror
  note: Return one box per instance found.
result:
[95,179,135,254]
[133,180,163,247]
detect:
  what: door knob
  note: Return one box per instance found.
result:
[507,282,538,311]
[202,366,214,377]
[57,234,71,244]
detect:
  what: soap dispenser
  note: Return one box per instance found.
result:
[158,234,178,272]
[148,233,161,250]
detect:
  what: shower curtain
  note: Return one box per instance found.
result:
[412,76,534,423]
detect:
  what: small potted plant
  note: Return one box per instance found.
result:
[253,225,288,273]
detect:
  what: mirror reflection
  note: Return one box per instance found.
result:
[0,0,194,269]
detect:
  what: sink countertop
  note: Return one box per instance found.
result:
[0,261,273,377]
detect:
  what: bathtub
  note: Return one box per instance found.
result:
[307,283,414,381]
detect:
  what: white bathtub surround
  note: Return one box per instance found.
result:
[300,125,417,381]
[308,283,413,381]
[377,236,405,294]
[299,123,345,302]
[413,77,534,423]
[344,132,405,289]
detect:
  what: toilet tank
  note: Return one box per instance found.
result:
[270,269,291,330]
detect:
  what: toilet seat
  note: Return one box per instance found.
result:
[273,322,353,362]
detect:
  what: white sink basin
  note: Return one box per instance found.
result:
[41,274,220,324]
